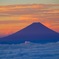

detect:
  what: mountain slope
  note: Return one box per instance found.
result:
[0,22,59,44]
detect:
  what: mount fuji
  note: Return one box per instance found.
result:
[0,22,59,44]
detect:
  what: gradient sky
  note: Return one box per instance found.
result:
[0,0,59,6]
[0,0,59,37]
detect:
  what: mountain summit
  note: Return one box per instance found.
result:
[0,22,59,44]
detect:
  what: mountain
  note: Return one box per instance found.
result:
[0,22,59,44]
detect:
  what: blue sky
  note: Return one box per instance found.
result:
[0,0,59,6]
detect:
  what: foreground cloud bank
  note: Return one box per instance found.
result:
[0,42,59,59]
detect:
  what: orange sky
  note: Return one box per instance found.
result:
[0,4,59,37]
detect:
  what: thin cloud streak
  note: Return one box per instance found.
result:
[0,20,28,24]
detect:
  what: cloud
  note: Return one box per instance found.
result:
[0,20,28,24]
[0,42,59,59]
[0,4,59,16]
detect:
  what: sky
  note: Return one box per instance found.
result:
[0,0,59,37]
[0,0,59,6]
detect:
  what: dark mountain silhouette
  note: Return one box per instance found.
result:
[0,22,59,44]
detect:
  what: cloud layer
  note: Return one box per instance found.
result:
[0,42,59,59]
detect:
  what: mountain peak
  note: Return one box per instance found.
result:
[31,22,43,25]
[32,22,41,24]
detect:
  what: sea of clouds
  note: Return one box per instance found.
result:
[0,42,59,59]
